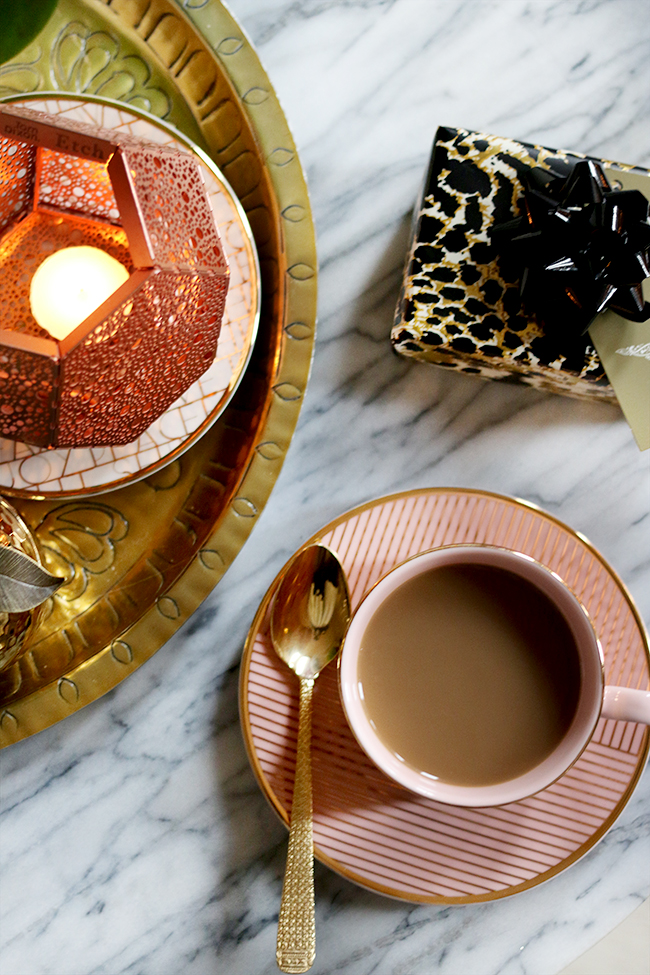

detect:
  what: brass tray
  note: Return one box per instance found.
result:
[0,0,317,745]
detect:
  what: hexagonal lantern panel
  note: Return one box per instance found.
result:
[0,104,229,448]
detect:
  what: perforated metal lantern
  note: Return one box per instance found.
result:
[0,104,229,448]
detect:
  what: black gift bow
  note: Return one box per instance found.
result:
[491,159,650,346]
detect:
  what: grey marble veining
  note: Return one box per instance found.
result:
[1,1,649,973]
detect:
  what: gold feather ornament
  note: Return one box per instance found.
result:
[0,498,63,672]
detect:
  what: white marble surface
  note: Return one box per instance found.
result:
[1,1,649,973]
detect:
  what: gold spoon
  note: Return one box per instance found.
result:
[270,544,351,974]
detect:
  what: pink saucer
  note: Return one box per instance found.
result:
[240,488,650,903]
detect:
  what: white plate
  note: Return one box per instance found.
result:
[0,96,260,498]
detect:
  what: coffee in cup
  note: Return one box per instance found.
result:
[338,545,650,806]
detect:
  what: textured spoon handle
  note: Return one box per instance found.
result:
[276,676,316,974]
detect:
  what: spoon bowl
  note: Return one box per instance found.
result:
[271,543,351,680]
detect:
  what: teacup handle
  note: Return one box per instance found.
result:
[602,686,650,725]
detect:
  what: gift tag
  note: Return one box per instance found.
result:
[589,170,650,451]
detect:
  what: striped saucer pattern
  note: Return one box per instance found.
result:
[240,489,649,903]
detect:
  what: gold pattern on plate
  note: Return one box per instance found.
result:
[0,94,261,498]
[0,0,317,746]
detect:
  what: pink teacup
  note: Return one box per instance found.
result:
[338,544,650,807]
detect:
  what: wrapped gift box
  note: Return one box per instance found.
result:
[392,126,650,401]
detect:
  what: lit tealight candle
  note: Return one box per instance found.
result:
[29,246,130,341]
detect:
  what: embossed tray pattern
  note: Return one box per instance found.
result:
[0,0,317,745]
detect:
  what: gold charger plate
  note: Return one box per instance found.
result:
[0,0,317,745]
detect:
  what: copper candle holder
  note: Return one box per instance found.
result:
[0,104,229,449]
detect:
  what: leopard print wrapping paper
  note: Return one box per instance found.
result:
[392,126,650,401]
